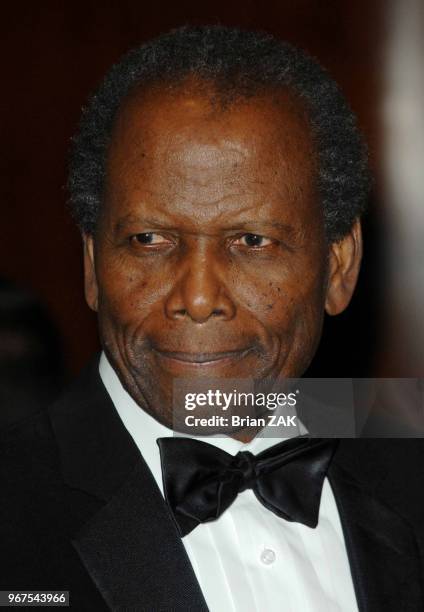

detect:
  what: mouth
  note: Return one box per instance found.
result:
[152,347,254,368]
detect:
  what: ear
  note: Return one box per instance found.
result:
[82,233,98,312]
[325,218,363,316]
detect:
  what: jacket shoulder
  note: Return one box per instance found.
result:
[0,410,60,485]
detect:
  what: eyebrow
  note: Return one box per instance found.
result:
[114,215,174,232]
[114,215,298,239]
[232,220,296,234]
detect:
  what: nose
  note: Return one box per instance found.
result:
[164,243,236,323]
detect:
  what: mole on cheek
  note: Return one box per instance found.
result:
[128,278,147,289]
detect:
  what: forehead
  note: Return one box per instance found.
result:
[103,81,319,228]
[109,81,314,162]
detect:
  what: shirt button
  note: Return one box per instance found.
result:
[260,548,276,565]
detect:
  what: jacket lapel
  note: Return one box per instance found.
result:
[49,357,208,611]
[71,458,208,610]
[329,450,423,612]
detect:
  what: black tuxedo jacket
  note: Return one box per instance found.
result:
[1,357,424,611]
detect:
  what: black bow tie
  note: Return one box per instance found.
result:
[157,436,339,537]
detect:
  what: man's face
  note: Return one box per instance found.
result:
[84,83,357,428]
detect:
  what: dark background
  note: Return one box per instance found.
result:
[2,0,416,380]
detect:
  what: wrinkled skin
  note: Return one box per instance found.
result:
[83,82,362,439]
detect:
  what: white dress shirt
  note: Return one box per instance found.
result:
[99,353,358,612]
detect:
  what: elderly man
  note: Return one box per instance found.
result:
[1,26,423,611]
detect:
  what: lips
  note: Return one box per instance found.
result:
[151,346,254,373]
[153,348,251,363]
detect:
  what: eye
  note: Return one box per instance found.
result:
[129,232,170,246]
[233,233,273,248]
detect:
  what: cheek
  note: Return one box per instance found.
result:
[285,277,327,365]
[234,262,325,331]
[96,260,153,331]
